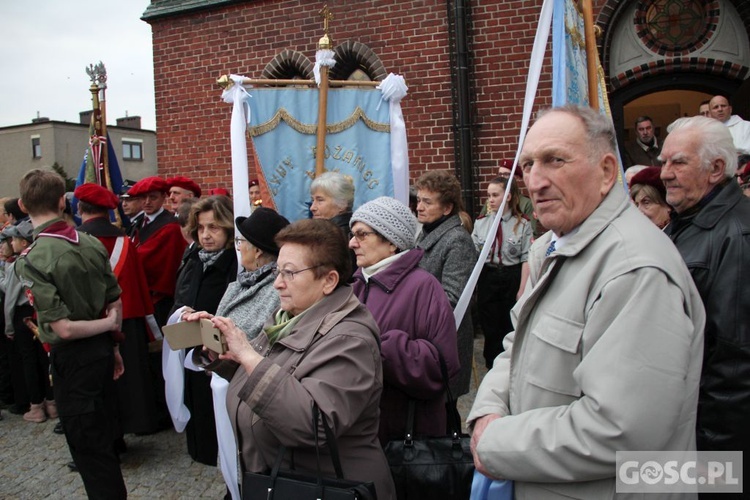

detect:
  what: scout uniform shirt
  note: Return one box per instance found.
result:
[471,211,532,267]
[14,218,121,345]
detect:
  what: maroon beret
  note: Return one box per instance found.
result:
[630,167,666,199]
[249,179,260,188]
[74,183,120,210]
[167,176,202,197]
[499,159,522,177]
[739,157,750,183]
[128,176,169,197]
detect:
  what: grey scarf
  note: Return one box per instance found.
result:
[198,248,224,271]
[237,261,276,288]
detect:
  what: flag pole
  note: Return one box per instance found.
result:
[581,0,598,109]
[87,62,109,188]
[86,62,122,226]
[315,5,334,177]
[99,74,111,192]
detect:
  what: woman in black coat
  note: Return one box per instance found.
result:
[169,195,237,465]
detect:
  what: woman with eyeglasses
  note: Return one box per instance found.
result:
[166,195,237,466]
[348,197,459,446]
[185,206,288,499]
[206,218,396,500]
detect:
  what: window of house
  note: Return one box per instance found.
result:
[31,136,41,158]
[122,139,143,161]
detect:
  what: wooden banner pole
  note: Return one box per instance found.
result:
[315,65,330,176]
[581,0,598,110]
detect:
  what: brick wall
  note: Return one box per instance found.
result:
[148,0,605,209]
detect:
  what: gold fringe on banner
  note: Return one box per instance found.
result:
[248,106,390,137]
[565,18,585,49]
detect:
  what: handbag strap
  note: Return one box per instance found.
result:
[315,403,345,479]
[437,350,463,437]
[314,404,377,499]
[403,345,463,439]
[264,403,346,500]
[405,398,416,445]
[267,443,286,500]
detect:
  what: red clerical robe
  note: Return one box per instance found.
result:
[132,210,187,303]
[78,216,154,319]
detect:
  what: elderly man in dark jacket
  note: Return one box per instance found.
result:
[661,115,750,491]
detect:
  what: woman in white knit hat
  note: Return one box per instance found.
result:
[349,197,460,446]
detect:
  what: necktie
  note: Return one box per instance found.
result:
[545,240,556,257]
[492,218,503,264]
[142,217,149,228]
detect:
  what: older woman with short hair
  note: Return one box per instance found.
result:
[309,171,355,231]
[209,219,396,500]
[629,167,671,230]
[349,197,459,444]
[414,170,477,406]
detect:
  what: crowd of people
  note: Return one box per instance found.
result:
[0,99,748,499]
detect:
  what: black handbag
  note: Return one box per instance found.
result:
[242,404,377,500]
[384,350,475,500]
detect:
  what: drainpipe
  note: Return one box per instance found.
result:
[449,0,476,217]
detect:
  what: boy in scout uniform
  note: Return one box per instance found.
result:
[15,170,126,499]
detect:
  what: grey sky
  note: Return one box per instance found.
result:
[0,1,155,130]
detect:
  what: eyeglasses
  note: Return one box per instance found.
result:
[234,236,247,247]
[272,264,323,282]
[348,230,377,242]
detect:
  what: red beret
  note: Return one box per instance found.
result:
[249,179,259,188]
[74,183,120,210]
[207,188,230,197]
[630,167,666,199]
[128,176,169,197]
[167,176,202,197]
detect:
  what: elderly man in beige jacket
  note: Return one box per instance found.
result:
[468,105,706,499]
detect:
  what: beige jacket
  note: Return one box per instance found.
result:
[468,186,705,499]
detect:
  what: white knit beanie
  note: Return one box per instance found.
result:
[350,197,417,251]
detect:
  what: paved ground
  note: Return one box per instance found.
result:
[0,338,489,499]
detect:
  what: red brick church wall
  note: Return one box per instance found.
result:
[148,0,606,203]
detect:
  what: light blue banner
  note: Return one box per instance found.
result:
[551,0,608,109]
[552,0,626,184]
[248,87,393,222]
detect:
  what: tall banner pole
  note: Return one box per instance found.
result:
[315,69,330,176]
[315,5,334,177]
[99,78,111,191]
[581,0,598,109]
[86,62,110,188]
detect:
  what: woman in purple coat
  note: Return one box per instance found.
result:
[349,197,460,444]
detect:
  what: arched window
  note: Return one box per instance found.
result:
[330,41,387,82]
[262,43,387,83]
[261,50,314,81]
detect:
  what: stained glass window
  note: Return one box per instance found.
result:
[635,0,715,54]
